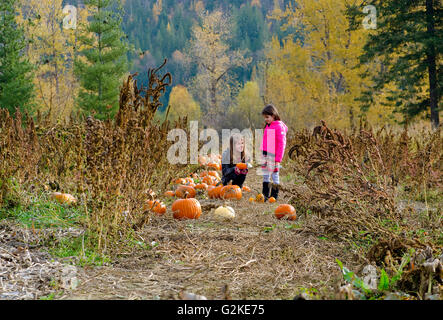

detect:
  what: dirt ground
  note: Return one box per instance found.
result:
[53,167,361,300]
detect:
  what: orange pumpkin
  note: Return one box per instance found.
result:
[195,183,208,190]
[202,175,216,186]
[242,186,251,192]
[220,185,242,200]
[153,202,167,215]
[207,162,221,171]
[208,171,220,179]
[51,192,76,205]
[274,204,296,220]
[164,190,175,197]
[199,171,208,177]
[236,163,247,170]
[175,185,196,198]
[172,198,202,220]
[208,185,224,199]
[174,178,186,185]
[144,200,155,210]
[269,197,276,203]
[248,197,255,203]
[143,200,166,215]
[255,193,265,203]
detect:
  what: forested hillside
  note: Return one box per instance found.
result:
[62,0,298,113]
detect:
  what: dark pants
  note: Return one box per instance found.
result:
[221,171,246,187]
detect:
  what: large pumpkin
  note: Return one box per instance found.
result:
[220,185,242,200]
[175,185,196,198]
[172,198,202,220]
[274,204,296,220]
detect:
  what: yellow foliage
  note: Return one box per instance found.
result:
[264,0,399,130]
[17,0,89,123]
[188,10,251,128]
[168,85,201,122]
[229,81,264,129]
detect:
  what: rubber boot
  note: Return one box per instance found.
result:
[270,184,280,200]
[262,182,271,201]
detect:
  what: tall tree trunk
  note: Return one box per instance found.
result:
[426,0,440,129]
[210,79,217,126]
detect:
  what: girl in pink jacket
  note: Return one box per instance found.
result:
[260,104,288,201]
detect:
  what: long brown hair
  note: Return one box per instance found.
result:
[229,133,245,165]
[262,104,281,128]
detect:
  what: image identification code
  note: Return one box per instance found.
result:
[177,304,265,317]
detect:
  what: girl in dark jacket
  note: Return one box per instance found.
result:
[220,133,250,187]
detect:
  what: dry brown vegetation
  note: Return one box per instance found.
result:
[0,64,442,300]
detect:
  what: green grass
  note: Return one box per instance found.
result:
[0,192,109,267]
[0,196,85,229]
[48,235,111,267]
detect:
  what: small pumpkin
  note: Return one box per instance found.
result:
[255,193,265,203]
[199,171,209,177]
[220,185,242,200]
[274,204,296,220]
[236,163,247,170]
[207,162,221,171]
[51,192,76,205]
[269,197,276,203]
[214,206,235,220]
[164,190,175,197]
[242,186,251,192]
[195,183,208,190]
[208,185,224,199]
[198,155,207,166]
[208,171,220,179]
[174,178,186,185]
[248,197,255,203]
[175,185,196,198]
[152,201,167,215]
[172,198,202,220]
[202,175,216,186]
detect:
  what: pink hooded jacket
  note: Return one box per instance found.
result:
[261,120,288,163]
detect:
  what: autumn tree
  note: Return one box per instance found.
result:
[348,0,442,128]
[0,0,34,115]
[17,0,88,122]
[167,85,201,122]
[227,81,263,130]
[187,10,251,129]
[263,0,388,130]
[74,0,130,119]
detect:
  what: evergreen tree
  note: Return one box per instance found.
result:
[0,0,34,115]
[349,0,442,128]
[74,0,130,119]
